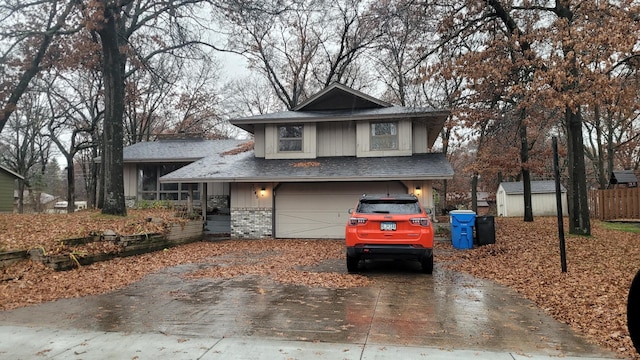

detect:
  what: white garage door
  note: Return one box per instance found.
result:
[275,181,406,239]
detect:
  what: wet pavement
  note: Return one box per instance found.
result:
[0,253,617,359]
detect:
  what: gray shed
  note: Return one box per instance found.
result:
[497,180,567,217]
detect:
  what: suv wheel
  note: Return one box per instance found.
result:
[421,254,433,274]
[346,253,360,273]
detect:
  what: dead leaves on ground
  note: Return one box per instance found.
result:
[0,239,369,312]
[0,209,180,254]
[1,213,640,359]
[184,240,370,289]
[438,217,640,359]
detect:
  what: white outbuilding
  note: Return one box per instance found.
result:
[497,180,568,217]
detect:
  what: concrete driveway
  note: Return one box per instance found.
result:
[0,249,616,360]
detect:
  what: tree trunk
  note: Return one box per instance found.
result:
[88,145,98,208]
[97,149,105,209]
[98,4,126,216]
[566,107,591,235]
[471,173,478,213]
[66,156,75,214]
[520,122,533,222]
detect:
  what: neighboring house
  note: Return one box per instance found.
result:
[497,180,567,217]
[609,170,638,188]
[156,83,454,239]
[13,190,60,213]
[0,166,23,213]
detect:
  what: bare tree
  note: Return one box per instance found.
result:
[43,70,102,213]
[0,91,50,213]
[216,0,381,109]
[2,0,230,216]
[222,76,285,118]
[583,60,640,189]
[370,0,439,106]
[124,55,180,145]
[0,0,80,134]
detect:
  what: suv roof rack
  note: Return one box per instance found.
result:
[360,193,418,201]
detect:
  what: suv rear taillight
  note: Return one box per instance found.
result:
[349,217,367,226]
[410,217,431,226]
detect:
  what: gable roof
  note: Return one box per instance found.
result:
[0,165,23,180]
[160,151,454,183]
[499,180,566,195]
[294,83,391,111]
[610,170,638,184]
[122,139,247,163]
[229,83,449,146]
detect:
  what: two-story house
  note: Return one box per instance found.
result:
[156,83,454,239]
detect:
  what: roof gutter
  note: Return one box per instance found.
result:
[159,174,454,183]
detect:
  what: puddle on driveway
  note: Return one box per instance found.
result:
[0,257,613,357]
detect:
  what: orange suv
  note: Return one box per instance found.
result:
[345,194,433,274]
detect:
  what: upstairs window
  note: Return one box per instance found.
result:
[370,122,398,150]
[278,124,303,151]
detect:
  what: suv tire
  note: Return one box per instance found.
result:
[421,254,433,274]
[346,253,360,273]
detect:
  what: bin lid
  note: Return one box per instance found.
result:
[449,210,476,214]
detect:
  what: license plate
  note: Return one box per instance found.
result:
[380,222,396,231]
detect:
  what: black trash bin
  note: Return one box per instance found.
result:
[475,215,495,246]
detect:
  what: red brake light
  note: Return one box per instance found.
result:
[410,217,431,226]
[349,218,367,226]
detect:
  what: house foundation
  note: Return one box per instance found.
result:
[231,208,272,239]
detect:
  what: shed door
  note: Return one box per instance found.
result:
[274,181,405,239]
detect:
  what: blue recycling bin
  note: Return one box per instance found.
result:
[450,210,476,249]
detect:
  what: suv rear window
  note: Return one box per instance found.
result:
[356,200,421,214]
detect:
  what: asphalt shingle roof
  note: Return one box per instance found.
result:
[500,180,566,195]
[123,139,247,163]
[160,152,454,183]
[611,170,638,184]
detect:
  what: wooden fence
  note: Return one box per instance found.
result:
[588,187,640,220]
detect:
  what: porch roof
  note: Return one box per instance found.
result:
[122,139,247,163]
[159,151,454,183]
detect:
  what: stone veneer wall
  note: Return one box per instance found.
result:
[231,208,272,239]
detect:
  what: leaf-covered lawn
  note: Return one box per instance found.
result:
[439,217,640,360]
[0,213,638,359]
[0,209,184,254]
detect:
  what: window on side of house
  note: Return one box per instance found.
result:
[370,122,398,151]
[137,164,200,201]
[278,124,303,152]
